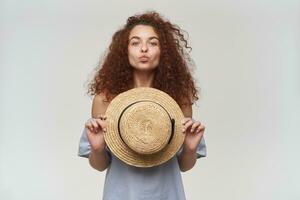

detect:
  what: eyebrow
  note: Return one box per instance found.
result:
[129,36,159,41]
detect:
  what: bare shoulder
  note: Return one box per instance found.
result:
[179,97,193,118]
[91,92,110,118]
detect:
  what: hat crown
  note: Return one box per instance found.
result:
[105,87,185,168]
[119,101,172,155]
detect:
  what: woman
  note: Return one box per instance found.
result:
[78,11,207,200]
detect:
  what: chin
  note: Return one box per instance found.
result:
[132,64,158,71]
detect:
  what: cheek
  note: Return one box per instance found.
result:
[128,48,138,58]
[128,48,136,62]
[154,50,161,62]
[128,54,135,66]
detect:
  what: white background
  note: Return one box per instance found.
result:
[1,0,299,199]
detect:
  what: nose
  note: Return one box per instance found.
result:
[140,43,148,53]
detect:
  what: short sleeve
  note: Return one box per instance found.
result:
[176,136,207,159]
[78,128,91,158]
[196,136,207,158]
[77,128,112,160]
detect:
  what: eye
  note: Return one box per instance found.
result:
[131,41,139,46]
[150,41,158,46]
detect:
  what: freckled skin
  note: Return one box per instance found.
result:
[128,25,161,72]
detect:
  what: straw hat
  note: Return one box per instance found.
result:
[104,87,185,168]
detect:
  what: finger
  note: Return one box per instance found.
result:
[86,127,95,135]
[183,120,194,133]
[85,124,93,133]
[95,118,107,132]
[90,119,99,129]
[85,120,95,131]
[85,118,99,133]
[85,123,94,134]
[85,120,92,128]
[191,121,201,133]
[196,125,206,134]
[181,117,192,125]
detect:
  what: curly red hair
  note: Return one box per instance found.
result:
[86,11,199,107]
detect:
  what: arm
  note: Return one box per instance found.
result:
[177,103,205,172]
[88,93,111,172]
[177,146,198,172]
[89,148,111,172]
[177,103,197,172]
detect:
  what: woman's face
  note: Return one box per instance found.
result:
[128,25,161,72]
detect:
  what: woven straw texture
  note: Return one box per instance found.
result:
[104,87,185,168]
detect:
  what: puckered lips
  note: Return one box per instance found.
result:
[139,55,150,62]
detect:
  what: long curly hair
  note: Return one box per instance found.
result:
[86,11,199,107]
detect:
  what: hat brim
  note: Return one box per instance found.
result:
[104,87,185,168]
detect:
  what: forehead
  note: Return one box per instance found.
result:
[129,25,159,39]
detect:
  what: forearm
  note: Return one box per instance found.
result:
[177,146,197,172]
[88,148,110,171]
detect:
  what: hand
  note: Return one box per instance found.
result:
[181,118,205,152]
[85,114,107,154]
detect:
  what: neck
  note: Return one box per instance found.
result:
[133,70,155,88]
